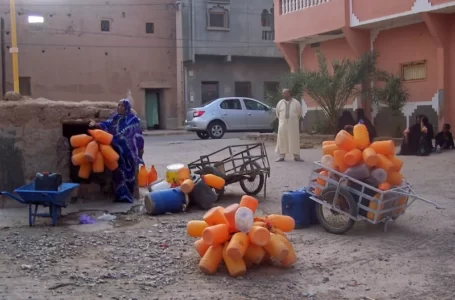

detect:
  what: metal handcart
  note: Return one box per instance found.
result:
[307,161,441,234]
[188,143,270,200]
[1,182,79,226]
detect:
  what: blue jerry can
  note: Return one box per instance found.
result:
[281,188,318,229]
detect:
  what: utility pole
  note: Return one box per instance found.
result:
[9,0,19,93]
[1,18,6,96]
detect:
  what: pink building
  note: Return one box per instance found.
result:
[274,0,455,135]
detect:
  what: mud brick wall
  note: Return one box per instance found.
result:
[0,98,117,208]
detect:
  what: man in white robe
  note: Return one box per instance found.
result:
[275,89,302,162]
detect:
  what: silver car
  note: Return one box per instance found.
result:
[184,97,276,139]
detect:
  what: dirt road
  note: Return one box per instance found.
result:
[1,137,454,300]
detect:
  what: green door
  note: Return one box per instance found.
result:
[145,91,160,129]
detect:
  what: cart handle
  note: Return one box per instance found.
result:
[0,191,25,204]
[391,190,445,210]
[0,191,58,205]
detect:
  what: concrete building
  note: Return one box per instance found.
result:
[177,0,289,110]
[274,0,455,135]
[0,0,180,129]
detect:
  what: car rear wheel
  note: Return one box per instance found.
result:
[207,121,225,139]
[196,131,210,140]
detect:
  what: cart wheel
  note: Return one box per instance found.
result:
[315,186,357,234]
[201,166,225,201]
[239,161,265,196]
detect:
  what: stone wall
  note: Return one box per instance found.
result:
[0,97,117,208]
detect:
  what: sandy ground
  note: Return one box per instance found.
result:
[1,137,454,300]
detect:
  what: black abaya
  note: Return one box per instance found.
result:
[399,123,421,155]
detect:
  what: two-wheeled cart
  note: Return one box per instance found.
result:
[1,182,79,226]
[307,161,441,234]
[188,143,270,200]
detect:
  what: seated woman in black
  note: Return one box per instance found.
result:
[417,116,433,156]
[435,123,454,152]
[398,115,433,155]
[336,110,356,134]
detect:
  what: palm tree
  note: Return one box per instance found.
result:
[266,51,407,134]
[371,74,409,113]
[355,51,390,109]
[301,51,393,133]
[370,73,409,137]
[301,51,361,132]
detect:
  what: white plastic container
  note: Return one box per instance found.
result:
[148,179,171,192]
[321,155,334,169]
[234,207,254,233]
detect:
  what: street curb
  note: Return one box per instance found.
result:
[142,130,188,137]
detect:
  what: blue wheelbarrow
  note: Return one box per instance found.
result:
[0,182,80,226]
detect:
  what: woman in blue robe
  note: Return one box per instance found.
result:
[89,99,144,203]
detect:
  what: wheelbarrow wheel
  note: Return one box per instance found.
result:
[200,166,225,201]
[315,186,357,234]
[239,161,265,196]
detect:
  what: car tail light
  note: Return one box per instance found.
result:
[193,110,205,117]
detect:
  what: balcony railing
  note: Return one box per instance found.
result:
[281,0,331,14]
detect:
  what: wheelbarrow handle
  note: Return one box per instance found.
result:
[0,191,25,204]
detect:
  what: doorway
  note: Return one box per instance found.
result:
[201,81,219,105]
[145,89,161,129]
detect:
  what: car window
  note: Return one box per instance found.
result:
[220,99,242,110]
[203,99,218,107]
[244,99,268,111]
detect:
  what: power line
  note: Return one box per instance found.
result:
[30,27,275,45]
[0,1,272,16]
[0,1,176,7]
[15,42,277,49]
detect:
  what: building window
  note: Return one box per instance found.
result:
[19,77,31,96]
[28,15,44,31]
[401,60,426,81]
[146,22,154,34]
[28,15,44,24]
[101,20,110,32]
[264,81,280,99]
[262,31,274,41]
[207,5,229,30]
[201,81,219,104]
[220,99,242,110]
[261,7,274,40]
[235,82,252,98]
[261,9,272,27]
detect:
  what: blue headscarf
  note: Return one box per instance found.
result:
[106,99,136,129]
[99,99,144,164]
